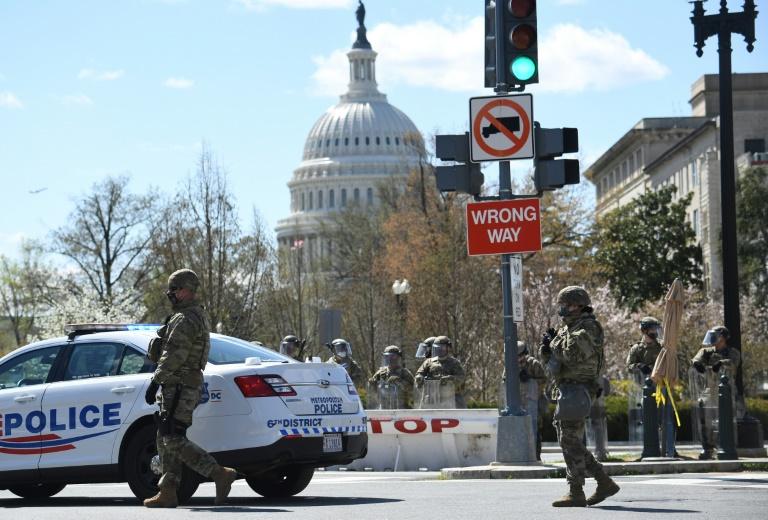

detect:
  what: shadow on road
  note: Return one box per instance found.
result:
[595,505,701,514]
[0,495,401,511]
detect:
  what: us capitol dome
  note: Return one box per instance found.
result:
[275,2,425,257]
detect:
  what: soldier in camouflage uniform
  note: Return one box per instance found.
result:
[518,342,547,460]
[626,316,664,376]
[692,325,741,459]
[143,269,238,508]
[539,286,620,507]
[415,336,466,407]
[369,345,415,408]
[326,338,365,389]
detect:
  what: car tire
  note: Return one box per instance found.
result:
[7,483,66,500]
[123,423,200,504]
[246,466,315,498]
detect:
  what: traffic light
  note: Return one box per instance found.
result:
[534,126,579,191]
[484,0,497,88]
[505,0,539,87]
[435,133,485,196]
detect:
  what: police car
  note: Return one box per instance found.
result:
[0,324,368,502]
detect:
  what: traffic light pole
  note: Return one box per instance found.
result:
[493,0,536,464]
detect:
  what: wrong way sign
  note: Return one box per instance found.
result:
[469,94,534,163]
[465,198,542,256]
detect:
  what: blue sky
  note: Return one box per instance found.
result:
[1,0,766,257]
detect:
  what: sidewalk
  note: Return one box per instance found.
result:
[442,442,768,479]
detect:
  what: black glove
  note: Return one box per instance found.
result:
[712,361,722,373]
[519,369,530,382]
[640,364,652,375]
[693,361,706,374]
[540,343,552,357]
[145,380,160,405]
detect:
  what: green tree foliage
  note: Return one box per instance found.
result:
[592,186,703,310]
[737,166,768,308]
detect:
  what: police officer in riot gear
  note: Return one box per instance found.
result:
[279,335,304,362]
[692,325,741,460]
[415,336,466,407]
[369,345,415,408]
[626,317,664,376]
[327,338,365,389]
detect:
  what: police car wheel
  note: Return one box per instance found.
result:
[7,483,66,500]
[124,424,199,503]
[246,466,314,498]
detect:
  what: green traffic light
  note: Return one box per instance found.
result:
[511,56,536,81]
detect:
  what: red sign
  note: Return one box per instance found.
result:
[465,198,542,256]
[368,417,460,435]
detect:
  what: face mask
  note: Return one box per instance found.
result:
[647,331,658,340]
[557,305,569,317]
[166,290,179,305]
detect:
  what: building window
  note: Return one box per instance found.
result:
[691,160,698,186]
[341,188,347,207]
[301,192,305,211]
[329,189,335,208]
[355,137,359,146]
[386,137,391,145]
[367,187,373,205]
[692,209,700,238]
[335,138,339,146]
[353,188,360,203]
[326,139,330,147]
[318,190,324,209]
[365,137,370,145]
[395,137,400,145]
[309,191,314,210]
[376,137,381,145]
[634,149,642,171]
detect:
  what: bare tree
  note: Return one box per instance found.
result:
[51,175,157,308]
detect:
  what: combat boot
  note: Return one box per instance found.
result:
[586,473,620,506]
[212,466,238,505]
[552,483,586,507]
[143,482,178,508]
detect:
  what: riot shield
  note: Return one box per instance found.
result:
[366,381,403,410]
[627,371,644,443]
[688,366,718,450]
[415,379,456,409]
[497,379,539,419]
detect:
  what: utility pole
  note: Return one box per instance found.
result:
[691,0,758,400]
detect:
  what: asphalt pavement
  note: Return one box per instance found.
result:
[2,471,768,520]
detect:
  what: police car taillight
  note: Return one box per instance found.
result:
[234,375,296,398]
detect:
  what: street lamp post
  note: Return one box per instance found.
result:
[392,279,412,346]
[690,0,758,400]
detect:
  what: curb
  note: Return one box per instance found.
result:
[441,458,768,480]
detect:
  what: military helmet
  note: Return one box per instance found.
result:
[168,268,200,291]
[433,336,451,346]
[639,316,661,330]
[557,286,591,307]
[517,340,528,356]
[282,334,299,344]
[422,336,436,346]
[384,345,403,356]
[331,338,352,358]
[712,325,730,339]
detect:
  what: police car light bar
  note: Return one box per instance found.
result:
[64,323,161,339]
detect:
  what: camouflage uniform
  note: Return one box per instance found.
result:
[369,366,415,408]
[626,340,663,374]
[692,345,741,373]
[327,356,365,389]
[149,299,220,489]
[541,286,618,507]
[415,355,466,407]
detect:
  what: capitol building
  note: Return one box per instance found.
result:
[274,4,425,260]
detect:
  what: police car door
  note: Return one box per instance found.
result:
[38,341,144,470]
[0,345,61,473]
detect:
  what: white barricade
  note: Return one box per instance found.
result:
[344,409,499,471]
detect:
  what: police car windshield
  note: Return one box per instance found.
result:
[209,336,284,364]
